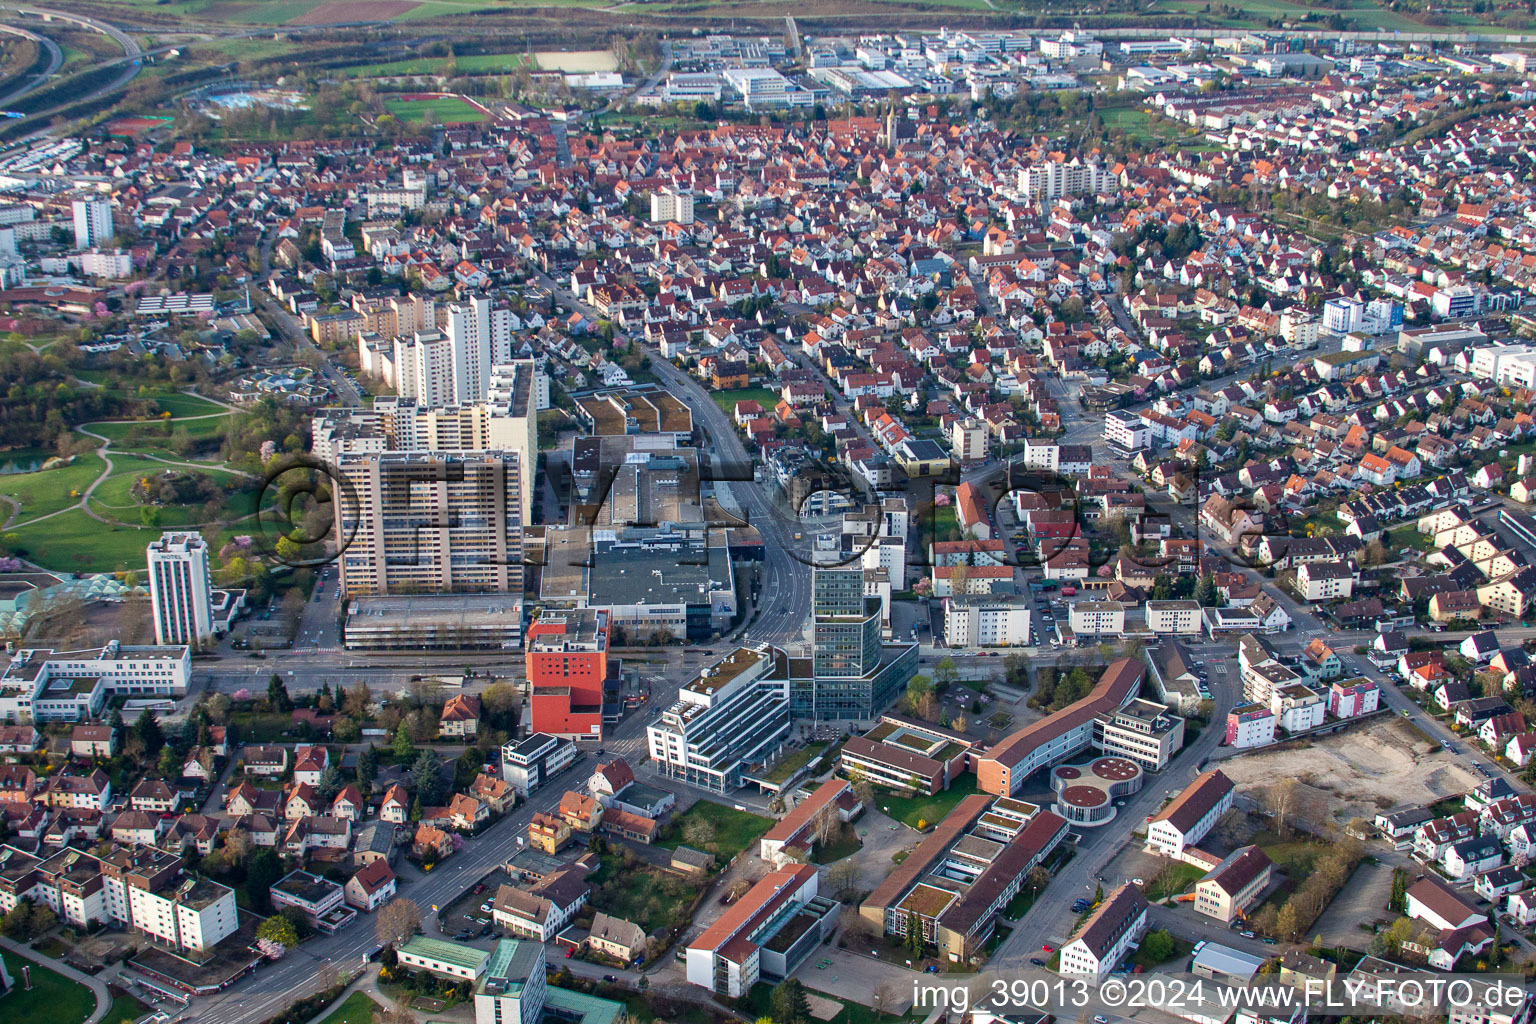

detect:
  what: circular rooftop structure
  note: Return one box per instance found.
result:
[1050,756,1145,826]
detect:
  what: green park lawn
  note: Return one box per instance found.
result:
[384,95,488,125]
[876,775,981,830]
[345,52,531,76]
[316,991,382,1024]
[1,508,179,573]
[103,992,152,1024]
[0,950,97,1024]
[0,453,105,525]
[656,800,773,861]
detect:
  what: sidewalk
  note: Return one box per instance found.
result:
[0,934,113,1024]
[298,969,390,1024]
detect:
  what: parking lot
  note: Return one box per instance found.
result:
[436,866,512,939]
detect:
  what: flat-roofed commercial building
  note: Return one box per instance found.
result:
[1094,697,1185,771]
[647,648,790,794]
[344,594,523,650]
[399,935,492,981]
[526,608,612,740]
[0,641,191,722]
[838,716,976,795]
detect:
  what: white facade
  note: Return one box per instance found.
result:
[1145,771,1234,857]
[1322,296,1364,335]
[1017,161,1115,200]
[1058,886,1147,979]
[388,297,517,408]
[72,197,113,249]
[1104,411,1151,450]
[944,597,1031,647]
[79,249,133,279]
[647,648,790,794]
[950,418,988,462]
[1145,601,1202,634]
[0,642,192,722]
[1069,600,1125,636]
[650,190,695,225]
[148,532,214,646]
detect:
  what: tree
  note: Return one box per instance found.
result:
[905,909,924,956]
[1264,778,1300,838]
[316,763,344,802]
[412,751,444,806]
[682,815,717,851]
[770,978,811,1024]
[873,982,899,1019]
[1141,928,1174,963]
[392,725,416,762]
[157,745,180,780]
[1388,867,1407,913]
[247,848,283,914]
[224,828,252,865]
[1,901,29,938]
[827,858,860,900]
[1195,573,1220,608]
[342,681,373,718]
[133,708,165,757]
[267,673,292,712]
[377,897,422,949]
[358,745,378,791]
[257,914,299,948]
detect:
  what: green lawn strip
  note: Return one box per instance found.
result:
[0,950,98,1024]
[2,508,174,573]
[709,387,782,417]
[85,416,230,444]
[0,453,106,524]
[343,52,531,76]
[875,775,980,830]
[316,990,382,1024]
[655,800,773,860]
[103,992,153,1024]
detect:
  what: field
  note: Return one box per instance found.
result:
[0,950,97,1024]
[315,991,382,1024]
[656,800,773,861]
[711,388,781,417]
[384,94,488,125]
[1217,716,1479,829]
[875,775,980,830]
[0,453,106,526]
[343,52,530,77]
[2,507,182,573]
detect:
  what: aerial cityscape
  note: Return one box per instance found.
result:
[3,2,1536,1024]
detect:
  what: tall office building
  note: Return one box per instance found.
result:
[811,568,882,679]
[72,198,114,250]
[147,532,214,646]
[334,450,524,597]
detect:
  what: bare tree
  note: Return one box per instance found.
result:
[812,805,840,848]
[827,858,860,900]
[1264,779,1299,838]
[223,828,252,865]
[317,961,339,992]
[376,897,421,949]
[872,982,898,1019]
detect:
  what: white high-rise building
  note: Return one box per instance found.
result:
[148,532,213,646]
[72,197,114,250]
[650,189,695,225]
[1017,161,1115,200]
[388,296,516,407]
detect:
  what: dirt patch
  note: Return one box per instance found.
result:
[1219,717,1478,831]
[534,50,619,72]
[288,0,419,24]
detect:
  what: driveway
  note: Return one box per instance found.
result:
[1309,859,1396,949]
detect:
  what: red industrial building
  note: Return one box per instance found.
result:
[525,608,611,740]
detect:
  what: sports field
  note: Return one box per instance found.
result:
[384,94,488,124]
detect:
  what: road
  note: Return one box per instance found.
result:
[0,19,60,107]
[194,701,663,1024]
[531,267,813,647]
